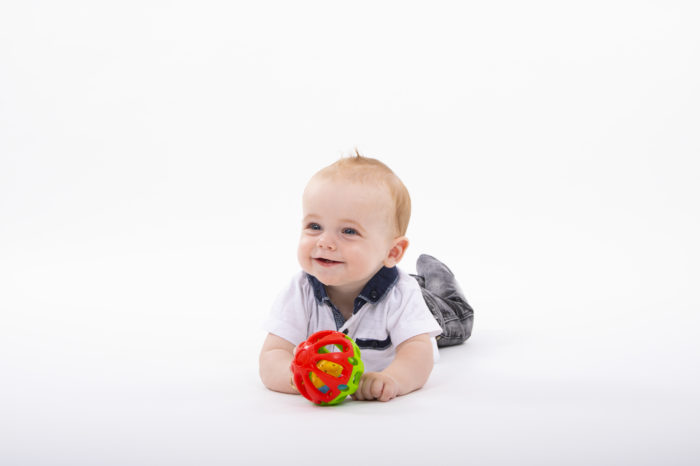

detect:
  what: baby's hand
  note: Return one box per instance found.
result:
[352,372,399,402]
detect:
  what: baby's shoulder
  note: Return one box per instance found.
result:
[394,267,422,291]
[384,267,423,302]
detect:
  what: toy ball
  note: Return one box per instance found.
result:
[290,330,364,405]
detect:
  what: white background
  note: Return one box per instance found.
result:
[1,1,699,465]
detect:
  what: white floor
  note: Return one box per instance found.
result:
[2,2,699,465]
[2,244,698,465]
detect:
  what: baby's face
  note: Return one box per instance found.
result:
[298,177,398,292]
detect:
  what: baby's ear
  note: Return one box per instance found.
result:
[384,237,409,267]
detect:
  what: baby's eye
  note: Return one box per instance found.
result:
[307,223,321,231]
[342,228,358,235]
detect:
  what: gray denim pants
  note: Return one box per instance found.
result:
[412,254,474,348]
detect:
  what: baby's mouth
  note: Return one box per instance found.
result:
[315,257,342,265]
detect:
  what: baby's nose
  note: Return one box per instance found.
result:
[317,234,337,250]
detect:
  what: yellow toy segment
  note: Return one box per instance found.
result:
[309,360,343,388]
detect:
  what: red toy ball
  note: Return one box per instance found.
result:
[290,330,364,405]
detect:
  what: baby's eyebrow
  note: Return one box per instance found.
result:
[338,218,361,227]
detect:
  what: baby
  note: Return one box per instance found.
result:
[259,154,473,402]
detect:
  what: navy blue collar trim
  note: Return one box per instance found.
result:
[306,266,400,315]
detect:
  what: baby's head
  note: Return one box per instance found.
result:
[298,153,411,289]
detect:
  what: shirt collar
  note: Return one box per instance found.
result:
[307,266,400,308]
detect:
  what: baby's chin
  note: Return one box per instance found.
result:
[302,267,347,287]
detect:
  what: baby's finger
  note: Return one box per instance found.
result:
[360,377,377,400]
[358,378,373,400]
[378,383,397,402]
[353,378,368,400]
[369,378,384,399]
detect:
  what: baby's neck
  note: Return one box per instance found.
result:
[325,284,364,319]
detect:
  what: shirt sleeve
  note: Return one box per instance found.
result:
[262,272,311,346]
[386,275,443,348]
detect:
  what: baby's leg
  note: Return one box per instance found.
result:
[414,254,474,347]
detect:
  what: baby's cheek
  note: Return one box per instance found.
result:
[296,242,310,266]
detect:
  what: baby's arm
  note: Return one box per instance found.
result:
[259,333,298,394]
[353,333,433,402]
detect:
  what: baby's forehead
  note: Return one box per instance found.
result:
[303,178,395,217]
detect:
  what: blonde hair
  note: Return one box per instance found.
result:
[311,151,411,236]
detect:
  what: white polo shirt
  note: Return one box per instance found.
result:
[264,266,442,372]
